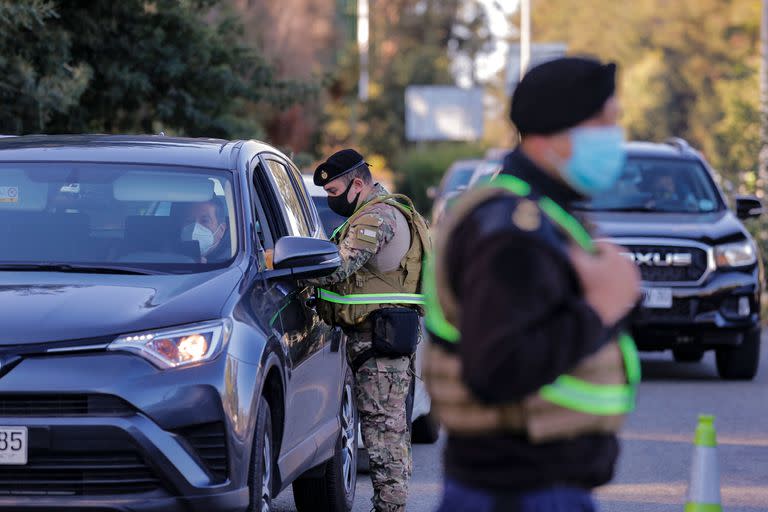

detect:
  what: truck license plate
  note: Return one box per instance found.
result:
[0,427,27,465]
[642,288,673,309]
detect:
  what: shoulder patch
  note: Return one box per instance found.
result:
[511,198,541,231]
[356,226,379,244]
[351,212,385,229]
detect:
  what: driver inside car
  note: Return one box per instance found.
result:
[647,172,697,210]
[180,199,231,262]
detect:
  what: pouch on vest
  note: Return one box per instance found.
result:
[370,307,420,357]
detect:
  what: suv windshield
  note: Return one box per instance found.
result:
[576,157,723,213]
[0,163,238,273]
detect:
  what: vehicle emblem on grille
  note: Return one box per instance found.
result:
[621,252,693,267]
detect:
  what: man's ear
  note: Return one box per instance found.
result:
[352,177,365,193]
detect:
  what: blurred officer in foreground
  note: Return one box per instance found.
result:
[308,149,430,512]
[423,57,642,512]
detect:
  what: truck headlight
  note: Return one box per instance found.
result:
[108,320,231,369]
[714,240,757,268]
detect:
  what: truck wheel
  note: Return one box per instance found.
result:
[716,327,761,381]
[294,367,357,512]
[412,410,441,444]
[673,347,704,363]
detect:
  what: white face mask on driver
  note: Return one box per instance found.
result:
[181,223,216,255]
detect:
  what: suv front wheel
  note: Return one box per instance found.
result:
[716,327,761,380]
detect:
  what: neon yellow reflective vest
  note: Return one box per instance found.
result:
[422,174,641,442]
[317,193,431,327]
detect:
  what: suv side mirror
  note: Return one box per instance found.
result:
[272,236,340,279]
[735,195,763,220]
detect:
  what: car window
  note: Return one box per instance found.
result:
[442,167,476,194]
[0,163,238,273]
[577,157,723,213]
[286,163,318,233]
[265,159,312,237]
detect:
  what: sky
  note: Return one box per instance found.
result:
[475,0,519,82]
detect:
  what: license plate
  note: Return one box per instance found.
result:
[642,288,673,309]
[0,427,27,465]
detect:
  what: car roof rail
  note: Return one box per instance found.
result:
[664,137,691,152]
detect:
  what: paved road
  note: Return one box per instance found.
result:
[276,338,768,511]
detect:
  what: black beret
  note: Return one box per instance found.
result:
[510,57,617,136]
[314,148,367,187]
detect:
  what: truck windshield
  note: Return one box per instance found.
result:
[0,163,238,274]
[575,158,723,213]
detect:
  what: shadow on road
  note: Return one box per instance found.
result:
[638,356,720,382]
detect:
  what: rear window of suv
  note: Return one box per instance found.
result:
[577,157,723,213]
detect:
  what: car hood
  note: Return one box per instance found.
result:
[585,210,747,245]
[0,267,243,344]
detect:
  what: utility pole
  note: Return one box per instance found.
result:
[357,0,370,102]
[349,0,369,145]
[519,0,531,80]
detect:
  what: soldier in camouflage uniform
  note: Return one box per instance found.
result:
[308,149,430,512]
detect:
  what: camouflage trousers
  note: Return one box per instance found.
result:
[348,330,412,512]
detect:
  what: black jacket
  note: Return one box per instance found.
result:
[440,148,619,492]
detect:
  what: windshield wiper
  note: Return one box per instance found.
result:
[0,263,159,275]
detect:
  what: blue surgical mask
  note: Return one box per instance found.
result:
[560,126,626,196]
[181,223,215,255]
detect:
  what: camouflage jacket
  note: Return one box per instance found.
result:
[308,183,399,287]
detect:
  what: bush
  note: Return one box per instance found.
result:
[394,142,487,214]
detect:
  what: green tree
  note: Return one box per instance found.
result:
[0,0,315,138]
[322,0,462,156]
[0,1,91,133]
[531,0,760,186]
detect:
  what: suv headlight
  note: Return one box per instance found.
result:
[108,319,232,369]
[714,240,757,268]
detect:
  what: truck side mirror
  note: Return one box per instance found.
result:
[735,195,763,220]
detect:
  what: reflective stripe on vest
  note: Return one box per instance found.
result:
[424,174,640,416]
[423,254,460,342]
[318,288,425,305]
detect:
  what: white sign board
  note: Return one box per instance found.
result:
[506,43,568,95]
[405,86,484,142]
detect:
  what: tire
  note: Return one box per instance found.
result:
[672,347,705,363]
[716,327,761,381]
[247,396,274,512]
[412,410,441,444]
[294,367,357,512]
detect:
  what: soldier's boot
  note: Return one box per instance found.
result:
[355,356,413,512]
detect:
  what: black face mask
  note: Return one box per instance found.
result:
[327,180,362,218]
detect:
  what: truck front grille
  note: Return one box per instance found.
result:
[623,245,708,283]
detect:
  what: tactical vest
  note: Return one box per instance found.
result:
[423,174,641,443]
[318,194,432,327]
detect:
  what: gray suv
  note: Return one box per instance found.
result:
[0,135,357,511]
